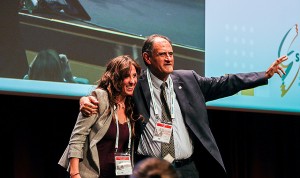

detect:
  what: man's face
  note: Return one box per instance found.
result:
[147,37,174,81]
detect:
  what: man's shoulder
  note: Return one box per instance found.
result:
[172,69,195,76]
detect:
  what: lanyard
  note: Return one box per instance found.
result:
[146,68,175,119]
[114,110,132,153]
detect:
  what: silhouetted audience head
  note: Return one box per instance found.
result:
[27,49,66,82]
[130,158,179,178]
[25,49,91,84]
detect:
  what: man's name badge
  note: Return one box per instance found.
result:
[153,122,173,143]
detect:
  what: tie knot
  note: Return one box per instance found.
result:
[160,82,167,90]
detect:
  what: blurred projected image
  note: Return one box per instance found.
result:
[1,0,204,98]
[18,0,90,20]
[23,49,89,84]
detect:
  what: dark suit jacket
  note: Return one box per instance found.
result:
[133,69,268,176]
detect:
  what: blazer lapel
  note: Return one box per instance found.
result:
[90,109,113,148]
[140,74,151,112]
[171,74,189,119]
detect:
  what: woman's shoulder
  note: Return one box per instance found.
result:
[92,88,110,115]
[92,88,109,102]
[93,88,107,95]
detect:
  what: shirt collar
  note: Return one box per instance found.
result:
[149,71,170,90]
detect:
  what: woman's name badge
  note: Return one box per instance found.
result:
[153,122,173,143]
[114,153,132,176]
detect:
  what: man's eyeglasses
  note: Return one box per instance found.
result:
[155,52,174,58]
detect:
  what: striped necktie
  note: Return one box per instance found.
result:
[160,82,175,159]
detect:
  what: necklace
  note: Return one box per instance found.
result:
[116,96,126,109]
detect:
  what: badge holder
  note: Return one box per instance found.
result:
[114,152,133,176]
[153,121,173,143]
[114,112,133,176]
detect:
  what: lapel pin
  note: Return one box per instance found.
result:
[179,86,182,89]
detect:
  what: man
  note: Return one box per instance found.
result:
[80,34,287,178]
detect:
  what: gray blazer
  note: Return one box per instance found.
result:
[58,89,113,178]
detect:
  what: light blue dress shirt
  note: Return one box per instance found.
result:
[137,72,193,159]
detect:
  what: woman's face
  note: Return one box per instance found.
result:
[121,64,138,96]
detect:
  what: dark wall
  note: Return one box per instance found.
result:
[208,110,300,178]
[2,94,78,178]
[0,0,28,78]
[2,93,300,178]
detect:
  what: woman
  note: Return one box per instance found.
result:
[59,55,141,178]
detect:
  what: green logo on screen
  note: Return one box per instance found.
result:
[278,24,300,97]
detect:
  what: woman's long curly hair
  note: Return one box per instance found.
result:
[97,55,141,134]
